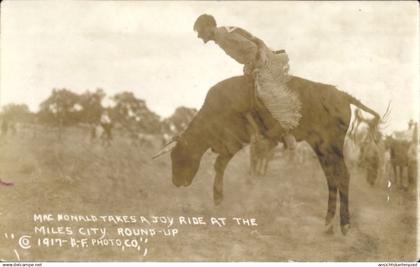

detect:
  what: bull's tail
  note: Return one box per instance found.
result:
[343,92,380,122]
[343,92,385,143]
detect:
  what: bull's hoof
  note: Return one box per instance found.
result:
[213,191,223,206]
[341,224,351,236]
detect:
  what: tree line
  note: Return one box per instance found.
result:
[0,88,197,135]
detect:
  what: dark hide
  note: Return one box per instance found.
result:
[170,75,380,235]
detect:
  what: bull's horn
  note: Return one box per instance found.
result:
[166,135,178,146]
[152,141,177,159]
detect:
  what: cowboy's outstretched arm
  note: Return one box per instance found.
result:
[232,27,266,48]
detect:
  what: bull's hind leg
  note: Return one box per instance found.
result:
[314,142,350,235]
[336,155,351,235]
[316,152,338,234]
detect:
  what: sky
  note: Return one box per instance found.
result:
[0,1,418,133]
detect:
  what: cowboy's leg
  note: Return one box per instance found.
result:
[253,96,283,138]
[253,56,298,148]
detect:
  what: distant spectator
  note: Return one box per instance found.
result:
[407,142,417,189]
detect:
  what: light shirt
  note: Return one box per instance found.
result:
[213,26,259,67]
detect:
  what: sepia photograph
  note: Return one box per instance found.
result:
[0,1,418,263]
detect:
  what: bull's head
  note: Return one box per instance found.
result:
[152,135,201,187]
[170,139,201,187]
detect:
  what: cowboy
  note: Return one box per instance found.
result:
[100,111,113,143]
[193,14,299,149]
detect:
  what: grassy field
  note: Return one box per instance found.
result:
[0,127,417,262]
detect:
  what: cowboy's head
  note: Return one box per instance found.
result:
[194,14,217,44]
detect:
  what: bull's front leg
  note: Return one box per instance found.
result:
[213,154,234,206]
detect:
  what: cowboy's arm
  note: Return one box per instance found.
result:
[232,27,267,72]
[232,27,266,48]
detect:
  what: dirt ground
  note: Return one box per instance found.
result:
[0,128,417,262]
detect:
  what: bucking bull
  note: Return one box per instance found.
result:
[153,75,381,235]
